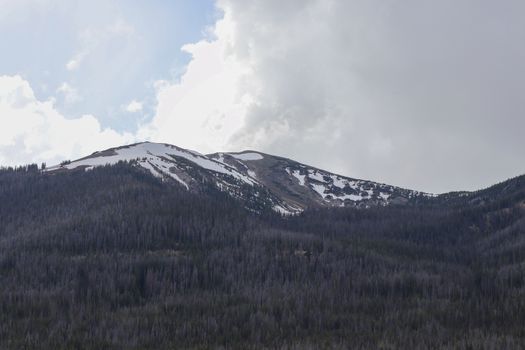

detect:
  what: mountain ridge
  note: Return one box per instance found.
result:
[46,141,433,213]
[3,144,525,348]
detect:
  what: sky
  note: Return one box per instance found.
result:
[1,0,525,194]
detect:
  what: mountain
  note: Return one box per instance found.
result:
[46,141,431,213]
[3,161,525,349]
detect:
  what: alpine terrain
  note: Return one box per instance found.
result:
[47,142,431,214]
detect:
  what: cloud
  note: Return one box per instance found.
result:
[0,75,135,166]
[66,60,79,71]
[56,82,81,104]
[124,100,143,113]
[65,18,135,72]
[66,56,85,71]
[141,0,525,193]
[109,18,135,36]
[138,11,252,152]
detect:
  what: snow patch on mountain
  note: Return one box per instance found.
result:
[304,168,402,204]
[50,142,257,187]
[230,152,264,161]
[340,193,369,201]
[289,168,306,186]
[310,183,330,200]
[308,170,327,183]
[331,176,348,189]
[272,202,302,215]
[214,153,225,164]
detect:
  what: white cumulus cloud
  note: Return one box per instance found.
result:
[56,82,81,104]
[138,9,252,153]
[0,75,135,166]
[66,56,84,71]
[124,100,143,113]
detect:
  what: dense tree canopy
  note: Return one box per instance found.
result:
[1,164,525,349]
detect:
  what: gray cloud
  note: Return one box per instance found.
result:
[217,0,525,193]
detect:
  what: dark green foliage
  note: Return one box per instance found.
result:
[1,164,525,349]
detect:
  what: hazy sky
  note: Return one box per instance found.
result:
[1,0,524,194]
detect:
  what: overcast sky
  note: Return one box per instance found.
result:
[1,0,524,193]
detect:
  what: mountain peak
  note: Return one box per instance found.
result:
[47,142,432,213]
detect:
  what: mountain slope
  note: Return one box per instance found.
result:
[3,163,525,349]
[210,150,430,210]
[47,141,431,213]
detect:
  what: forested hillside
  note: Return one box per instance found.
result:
[1,164,525,349]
